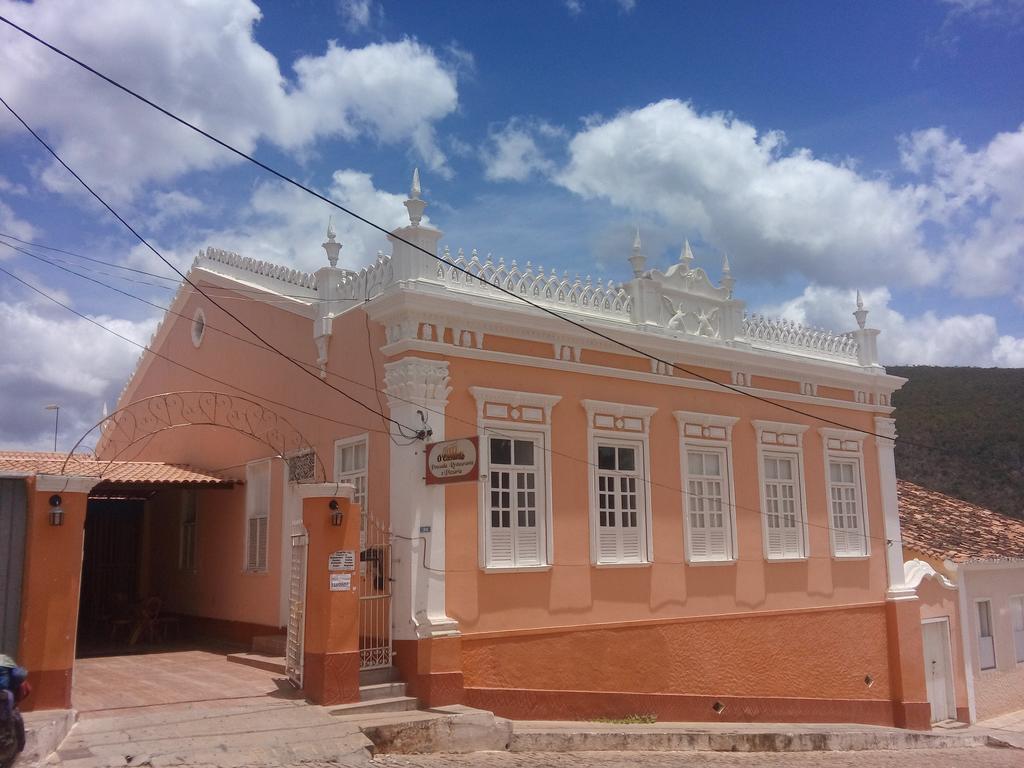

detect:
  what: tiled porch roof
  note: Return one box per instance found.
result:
[0,450,234,487]
[898,479,1024,563]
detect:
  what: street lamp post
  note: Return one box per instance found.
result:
[44,404,60,452]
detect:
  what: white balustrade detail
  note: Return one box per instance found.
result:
[435,247,633,319]
[742,314,860,360]
[201,247,318,290]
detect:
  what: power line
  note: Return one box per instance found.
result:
[0,231,368,302]
[4,254,910,550]
[0,92,418,440]
[0,263,397,443]
[0,14,930,448]
[1,15,1017,485]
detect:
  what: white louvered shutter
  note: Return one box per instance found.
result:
[513,469,541,565]
[764,454,803,559]
[245,461,271,571]
[486,436,543,567]
[686,450,730,562]
[487,466,515,567]
[595,444,644,564]
[829,460,865,557]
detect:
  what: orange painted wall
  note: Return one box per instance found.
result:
[462,604,891,701]
[17,481,89,711]
[145,483,281,629]
[98,280,393,628]
[441,353,890,634]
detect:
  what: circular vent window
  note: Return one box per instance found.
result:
[191,307,207,348]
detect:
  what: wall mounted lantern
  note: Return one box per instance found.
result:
[48,494,64,526]
[329,498,343,526]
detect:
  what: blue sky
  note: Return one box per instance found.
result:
[0,0,1022,449]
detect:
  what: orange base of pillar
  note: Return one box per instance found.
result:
[394,636,465,708]
[302,650,361,706]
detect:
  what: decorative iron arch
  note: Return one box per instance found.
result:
[62,391,327,482]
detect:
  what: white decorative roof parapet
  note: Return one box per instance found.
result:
[742,314,860,362]
[197,247,318,290]
[435,247,633,320]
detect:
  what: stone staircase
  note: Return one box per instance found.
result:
[225,640,417,715]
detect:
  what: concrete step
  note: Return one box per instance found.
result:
[225,651,287,674]
[360,681,407,701]
[507,721,996,753]
[251,633,287,656]
[359,666,400,685]
[329,696,419,717]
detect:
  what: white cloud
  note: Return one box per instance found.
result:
[556,100,939,288]
[481,119,562,182]
[0,199,37,243]
[338,0,376,31]
[0,0,459,199]
[900,124,1024,298]
[0,296,157,449]
[759,284,1024,366]
[144,168,418,275]
[565,0,584,16]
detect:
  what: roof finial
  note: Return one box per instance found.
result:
[720,251,735,298]
[322,218,342,267]
[628,226,647,278]
[404,168,426,226]
[681,239,695,269]
[722,252,731,274]
[853,290,868,329]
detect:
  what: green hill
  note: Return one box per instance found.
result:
[887,366,1024,520]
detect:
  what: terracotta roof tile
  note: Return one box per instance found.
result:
[898,479,1024,563]
[0,450,233,486]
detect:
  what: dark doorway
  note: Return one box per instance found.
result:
[77,498,144,650]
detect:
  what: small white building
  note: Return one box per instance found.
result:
[900,480,1024,721]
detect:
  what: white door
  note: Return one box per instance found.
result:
[922,619,955,722]
[285,530,308,687]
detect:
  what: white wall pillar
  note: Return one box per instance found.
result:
[875,416,914,600]
[384,356,459,640]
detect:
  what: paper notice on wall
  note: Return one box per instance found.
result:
[330,573,351,592]
[328,550,356,571]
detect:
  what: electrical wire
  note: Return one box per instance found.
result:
[4,254,911,551]
[0,263,396,442]
[0,13,982,452]
[0,96,418,441]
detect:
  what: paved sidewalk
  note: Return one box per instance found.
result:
[973,709,1024,749]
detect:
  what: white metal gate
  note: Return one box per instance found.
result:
[359,515,392,669]
[285,530,308,687]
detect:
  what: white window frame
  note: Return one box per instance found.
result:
[178,488,198,572]
[976,598,997,670]
[1011,594,1024,664]
[471,387,560,571]
[754,420,810,561]
[334,434,368,540]
[582,400,656,566]
[818,428,871,559]
[676,411,739,564]
[245,459,272,572]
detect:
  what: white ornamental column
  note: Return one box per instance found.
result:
[384,356,460,640]
[875,416,914,599]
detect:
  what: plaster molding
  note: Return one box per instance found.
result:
[674,411,740,442]
[293,481,355,500]
[470,386,562,424]
[383,357,452,408]
[753,419,810,448]
[904,559,957,591]
[581,399,657,434]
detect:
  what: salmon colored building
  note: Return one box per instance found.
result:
[2,172,946,728]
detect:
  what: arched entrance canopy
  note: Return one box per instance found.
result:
[62,391,327,482]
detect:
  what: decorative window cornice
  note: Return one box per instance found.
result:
[470,386,561,425]
[581,399,656,434]
[674,411,739,442]
[752,419,810,448]
[818,427,866,453]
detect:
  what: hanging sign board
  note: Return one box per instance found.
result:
[425,436,479,485]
